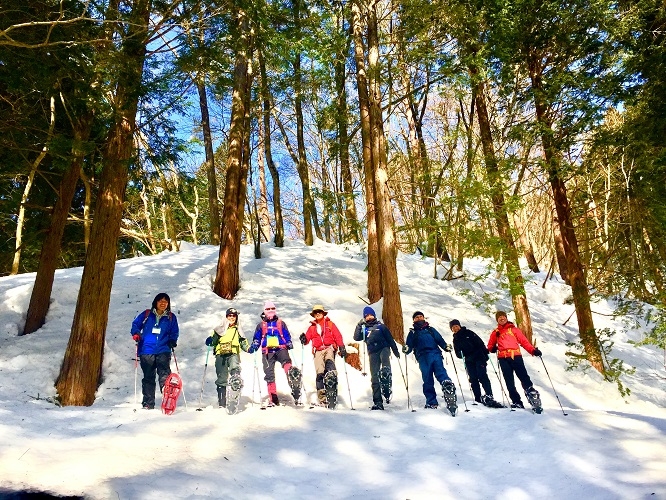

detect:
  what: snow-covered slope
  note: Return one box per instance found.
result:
[0,240,664,499]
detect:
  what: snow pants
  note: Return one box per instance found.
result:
[140,352,171,407]
[464,358,493,401]
[262,348,292,395]
[215,353,240,387]
[314,345,337,391]
[369,347,391,406]
[498,355,533,405]
[417,350,450,406]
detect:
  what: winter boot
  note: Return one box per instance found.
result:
[317,389,328,406]
[371,402,384,410]
[481,394,506,408]
[379,366,392,404]
[525,386,543,414]
[270,393,280,406]
[510,401,525,409]
[441,380,458,416]
[287,366,302,403]
[217,386,227,408]
[324,370,338,409]
[424,403,439,409]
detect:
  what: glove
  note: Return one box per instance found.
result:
[402,345,408,354]
[533,348,542,357]
[205,336,213,346]
[338,346,347,358]
[287,341,294,350]
[247,344,257,354]
[240,338,249,352]
[393,350,401,359]
[444,344,452,352]
[299,333,307,345]
[490,345,498,353]
[132,334,140,342]
[168,340,177,349]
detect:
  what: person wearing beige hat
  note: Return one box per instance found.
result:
[300,305,346,408]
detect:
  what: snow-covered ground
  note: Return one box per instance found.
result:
[0,239,664,499]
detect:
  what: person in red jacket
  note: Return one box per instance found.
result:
[487,311,542,410]
[300,304,347,406]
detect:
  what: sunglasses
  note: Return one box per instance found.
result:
[227,313,237,317]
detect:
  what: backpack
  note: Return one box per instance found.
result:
[260,319,287,352]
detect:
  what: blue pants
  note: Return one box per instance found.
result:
[418,350,450,406]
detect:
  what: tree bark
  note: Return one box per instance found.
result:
[197,81,220,245]
[258,50,284,247]
[471,73,533,341]
[213,13,252,299]
[530,66,603,372]
[350,0,381,303]
[367,2,403,342]
[23,113,93,335]
[55,0,152,406]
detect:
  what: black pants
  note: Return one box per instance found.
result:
[140,352,171,407]
[369,347,390,405]
[498,356,533,405]
[465,358,493,401]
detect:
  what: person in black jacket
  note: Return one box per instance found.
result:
[404,312,456,410]
[353,306,400,410]
[450,319,502,408]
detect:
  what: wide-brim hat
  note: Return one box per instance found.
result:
[310,304,328,317]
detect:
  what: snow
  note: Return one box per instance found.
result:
[0,239,664,499]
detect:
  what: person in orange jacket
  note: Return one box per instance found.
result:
[300,304,346,406]
[487,311,542,410]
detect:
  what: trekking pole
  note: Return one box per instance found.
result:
[171,348,188,410]
[540,356,568,416]
[448,351,470,412]
[362,342,367,376]
[405,353,415,412]
[134,343,139,406]
[196,344,211,411]
[253,352,263,405]
[461,355,478,405]
[342,355,355,410]
[488,356,514,411]
[396,355,414,412]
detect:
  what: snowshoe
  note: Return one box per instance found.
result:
[510,401,525,409]
[481,395,506,409]
[525,387,543,414]
[424,403,439,409]
[371,403,384,410]
[324,370,338,409]
[441,380,458,417]
[226,368,243,415]
[161,372,182,415]
[287,366,303,403]
[379,366,392,404]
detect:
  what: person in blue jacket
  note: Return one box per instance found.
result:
[403,311,456,410]
[353,306,400,410]
[130,293,179,409]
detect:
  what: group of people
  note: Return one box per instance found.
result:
[130,294,544,413]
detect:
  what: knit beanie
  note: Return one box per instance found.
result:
[449,319,461,328]
[264,301,276,319]
[495,310,507,321]
[412,311,425,320]
[363,306,376,318]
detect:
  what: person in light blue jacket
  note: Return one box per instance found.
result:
[130,293,179,409]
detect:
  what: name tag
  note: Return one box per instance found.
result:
[152,325,161,334]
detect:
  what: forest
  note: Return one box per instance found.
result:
[0,0,664,405]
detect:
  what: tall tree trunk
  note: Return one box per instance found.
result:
[213,13,252,299]
[256,117,271,242]
[80,169,92,252]
[367,2,403,342]
[350,0,381,302]
[472,74,533,340]
[552,213,570,283]
[259,50,284,247]
[12,95,57,275]
[23,113,93,335]
[530,67,603,372]
[197,81,220,245]
[56,0,153,406]
[334,9,359,243]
